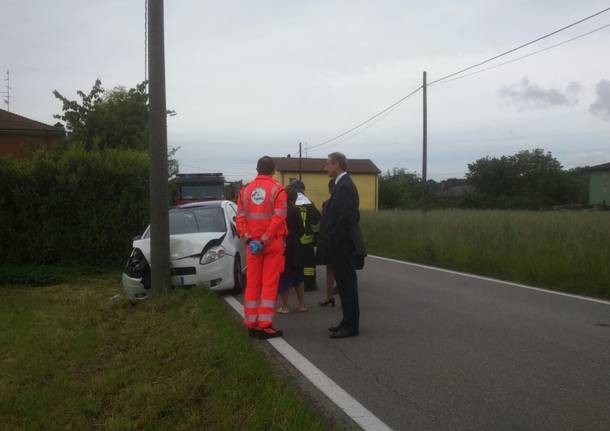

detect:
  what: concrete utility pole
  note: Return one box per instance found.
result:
[422,71,428,212]
[299,142,303,180]
[148,0,170,292]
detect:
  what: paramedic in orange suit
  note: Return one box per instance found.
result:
[236,156,288,339]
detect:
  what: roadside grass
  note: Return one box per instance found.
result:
[0,272,326,431]
[361,210,610,299]
[0,264,113,287]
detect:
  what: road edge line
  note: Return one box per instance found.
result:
[369,255,610,306]
[223,295,393,431]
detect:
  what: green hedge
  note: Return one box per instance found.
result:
[0,146,149,266]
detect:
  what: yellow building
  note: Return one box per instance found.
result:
[272,157,380,210]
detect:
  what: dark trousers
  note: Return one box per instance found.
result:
[331,252,359,334]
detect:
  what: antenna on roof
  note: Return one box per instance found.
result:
[1,70,10,112]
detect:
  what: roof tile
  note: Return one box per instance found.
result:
[0,109,63,133]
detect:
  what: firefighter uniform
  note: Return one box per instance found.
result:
[295,192,321,292]
[236,175,287,330]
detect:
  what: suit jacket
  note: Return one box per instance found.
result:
[317,173,366,267]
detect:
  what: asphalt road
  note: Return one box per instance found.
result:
[262,256,610,430]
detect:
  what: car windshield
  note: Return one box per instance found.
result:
[169,211,199,235]
[192,207,227,233]
[142,206,226,238]
[180,184,224,200]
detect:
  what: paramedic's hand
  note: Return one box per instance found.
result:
[249,240,264,255]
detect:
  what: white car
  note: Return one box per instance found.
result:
[121,200,246,302]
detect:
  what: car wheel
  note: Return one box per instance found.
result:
[233,254,244,293]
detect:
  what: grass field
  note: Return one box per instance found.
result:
[0,272,327,431]
[361,210,610,299]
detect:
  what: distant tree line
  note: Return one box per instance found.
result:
[379,149,589,210]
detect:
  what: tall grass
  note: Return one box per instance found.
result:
[361,210,610,299]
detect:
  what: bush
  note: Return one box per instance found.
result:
[0,146,149,266]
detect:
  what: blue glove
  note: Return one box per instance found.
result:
[249,240,264,255]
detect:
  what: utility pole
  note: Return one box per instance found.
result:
[299,142,302,181]
[148,0,170,292]
[422,71,428,212]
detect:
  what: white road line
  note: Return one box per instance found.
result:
[223,295,393,431]
[369,255,610,306]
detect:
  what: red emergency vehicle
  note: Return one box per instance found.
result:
[170,173,242,205]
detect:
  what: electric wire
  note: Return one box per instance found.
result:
[431,22,610,86]
[305,84,423,153]
[428,6,610,85]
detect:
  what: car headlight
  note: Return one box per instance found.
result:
[200,246,225,265]
[125,248,149,278]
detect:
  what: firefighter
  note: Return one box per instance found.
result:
[289,180,321,292]
[236,156,287,339]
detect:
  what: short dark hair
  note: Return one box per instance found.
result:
[285,185,298,203]
[328,152,347,171]
[256,156,275,175]
[289,179,305,192]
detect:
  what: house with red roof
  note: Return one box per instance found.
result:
[0,109,64,159]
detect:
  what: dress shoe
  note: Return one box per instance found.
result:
[328,324,343,332]
[329,328,357,339]
[257,327,284,339]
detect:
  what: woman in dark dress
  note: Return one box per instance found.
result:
[277,186,307,313]
[318,179,336,307]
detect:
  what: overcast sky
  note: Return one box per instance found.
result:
[2,1,609,180]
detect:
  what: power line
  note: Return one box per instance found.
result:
[428,6,610,85]
[306,84,423,152]
[432,23,610,86]
[300,8,610,156]
[290,7,610,160]
[307,97,408,156]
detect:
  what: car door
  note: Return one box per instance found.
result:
[225,202,246,268]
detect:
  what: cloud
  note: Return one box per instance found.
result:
[590,79,610,121]
[500,77,581,110]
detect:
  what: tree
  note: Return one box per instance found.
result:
[167,145,181,178]
[466,149,582,208]
[54,79,148,151]
[379,168,423,209]
[53,79,178,176]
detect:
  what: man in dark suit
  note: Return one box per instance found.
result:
[317,152,362,339]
